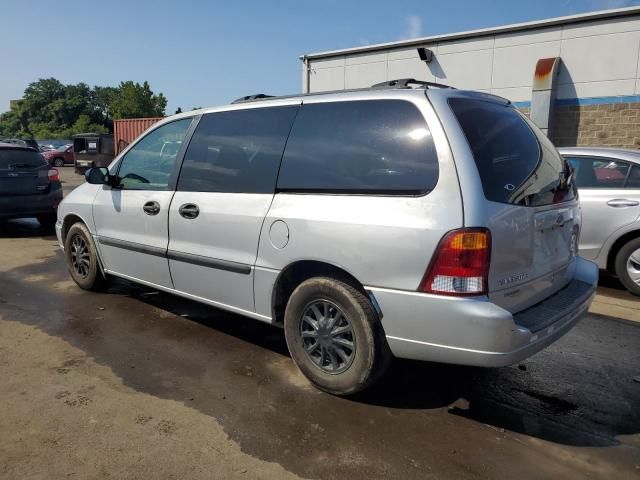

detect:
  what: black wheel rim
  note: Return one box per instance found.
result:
[299,299,356,374]
[70,234,90,278]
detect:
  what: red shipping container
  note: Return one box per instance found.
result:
[113,117,163,154]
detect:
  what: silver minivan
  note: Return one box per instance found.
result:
[56,80,598,395]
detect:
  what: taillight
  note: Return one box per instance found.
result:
[48,168,60,182]
[419,228,491,296]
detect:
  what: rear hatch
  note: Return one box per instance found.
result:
[0,148,50,196]
[448,96,578,313]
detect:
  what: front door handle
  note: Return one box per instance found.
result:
[607,198,640,208]
[143,201,160,215]
[179,203,199,219]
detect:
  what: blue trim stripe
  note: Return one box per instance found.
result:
[513,94,640,109]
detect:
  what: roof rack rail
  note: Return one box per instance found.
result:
[371,78,454,90]
[231,93,276,104]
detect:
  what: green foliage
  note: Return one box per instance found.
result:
[0,78,167,139]
[110,81,167,120]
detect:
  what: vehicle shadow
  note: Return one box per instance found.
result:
[0,218,57,239]
[119,278,640,448]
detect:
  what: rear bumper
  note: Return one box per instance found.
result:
[369,256,598,367]
[0,185,63,220]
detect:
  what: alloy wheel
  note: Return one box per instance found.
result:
[299,299,356,374]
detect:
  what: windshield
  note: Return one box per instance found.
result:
[449,97,575,206]
[55,144,70,152]
[0,149,46,169]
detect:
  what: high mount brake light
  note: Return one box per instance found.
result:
[419,228,491,296]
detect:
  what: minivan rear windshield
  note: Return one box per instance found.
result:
[449,98,575,206]
[0,149,46,169]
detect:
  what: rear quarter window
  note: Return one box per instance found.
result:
[277,100,439,195]
[449,97,574,206]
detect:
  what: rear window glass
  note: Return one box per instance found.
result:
[449,98,575,206]
[0,149,46,169]
[277,100,439,194]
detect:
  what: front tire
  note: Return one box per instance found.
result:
[283,277,391,396]
[614,237,640,296]
[64,222,106,291]
[53,157,64,167]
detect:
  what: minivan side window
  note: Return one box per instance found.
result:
[277,100,439,195]
[116,118,192,190]
[177,106,299,194]
[565,156,630,189]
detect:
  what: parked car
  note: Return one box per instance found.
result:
[560,147,640,295]
[42,143,73,167]
[0,138,40,151]
[0,143,62,229]
[56,80,598,395]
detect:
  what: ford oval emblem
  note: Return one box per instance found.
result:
[504,183,515,191]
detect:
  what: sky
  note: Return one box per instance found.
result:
[1,0,639,114]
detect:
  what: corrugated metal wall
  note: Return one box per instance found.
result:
[113,118,163,154]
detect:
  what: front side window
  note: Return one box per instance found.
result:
[178,106,299,193]
[277,100,439,194]
[449,97,575,206]
[117,118,192,190]
[565,156,630,189]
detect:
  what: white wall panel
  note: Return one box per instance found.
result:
[559,31,640,84]
[437,36,493,54]
[309,66,345,91]
[490,86,532,103]
[556,79,636,99]
[345,51,388,65]
[492,41,561,88]
[494,26,561,47]
[345,62,387,89]
[561,16,640,39]
[387,57,435,82]
[388,44,436,60]
[434,49,493,90]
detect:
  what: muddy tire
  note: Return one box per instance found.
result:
[64,222,107,291]
[615,237,640,296]
[283,277,391,396]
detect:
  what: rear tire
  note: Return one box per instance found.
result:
[53,158,64,167]
[614,237,640,296]
[64,222,107,291]
[37,213,57,232]
[283,277,391,396]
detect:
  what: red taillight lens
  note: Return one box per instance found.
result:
[48,168,60,182]
[419,228,491,296]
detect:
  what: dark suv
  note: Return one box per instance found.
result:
[0,143,62,229]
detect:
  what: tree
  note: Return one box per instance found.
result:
[0,78,168,139]
[109,81,167,119]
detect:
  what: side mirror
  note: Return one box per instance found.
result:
[85,167,111,185]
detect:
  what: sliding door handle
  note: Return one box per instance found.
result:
[179,203,199,219]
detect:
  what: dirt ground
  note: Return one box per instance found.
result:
[0,168,639,479]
